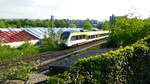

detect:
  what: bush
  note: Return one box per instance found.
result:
[48,76,64,84]
[17,42,39,56]
[39,45,59,52]
[1,62,36,83]
[57,35,150,84]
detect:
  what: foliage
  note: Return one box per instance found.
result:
[0,38,3,45]
[83,19,94,30]
[0,21,6,28]
[54,19,68,28]
[102,21,110,30]
[103,17,150,47]
[42,28,63,50]
[17,42,39,56]
[57,35,150,84]
[48,76,64,84]
[0,45,21,62]
[69,24,77,28]
[0,19,102,28]
[6,62,36,80]
[0,62,36,83]
[0,19,66,28]
[0,42,39,62]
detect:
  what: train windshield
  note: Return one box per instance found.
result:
[61,32,70,40]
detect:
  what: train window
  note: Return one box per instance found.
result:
[83,35,85,39]
[96,35,98,38]
[91,35,93,38]
[61,32,70,40]
[76,35,80,40]
[71,35,86,41]
[87,35,99,39]
[79,35,82,39]
[88,36,91,39]
[71,36,77,41]
[92,35,95,38]
[93,35,95,38]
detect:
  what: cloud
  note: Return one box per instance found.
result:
[0,0,149,20]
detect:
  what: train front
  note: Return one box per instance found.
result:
[58,31,70,49]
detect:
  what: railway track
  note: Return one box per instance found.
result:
[0,38,107,71]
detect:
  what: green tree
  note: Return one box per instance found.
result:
[69,24,77,28]
[54,19,67,28]
[102,21,110,30]
[0,21,6,28]
[106,16,150,47]
[83,19,93,30]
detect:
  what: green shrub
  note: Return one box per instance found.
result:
[18,42,39,56]
[48,76,64,84]
[39,44,59,52]
[58,35,150,84]
[2,62,36,81]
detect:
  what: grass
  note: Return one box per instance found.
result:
[0,42,60,63]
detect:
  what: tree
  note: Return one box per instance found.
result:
[0,21,6,28]
[106,16,150,47]
[83,19,93,30]
[54,19,67,28]
[102,21,110,30]
[69,24,77,28]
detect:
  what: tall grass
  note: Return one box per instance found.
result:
[0,42,39,62]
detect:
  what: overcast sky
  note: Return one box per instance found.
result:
[0,0,149,21]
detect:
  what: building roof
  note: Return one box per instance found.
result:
[0,28,82,40]
[0,30,38,43]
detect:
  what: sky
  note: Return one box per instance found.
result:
[0,0,149,21]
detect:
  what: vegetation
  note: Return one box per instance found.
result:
[69,24,77,28]
[48,76,64,84]
[0,41,58,63]
[103,16,150,47]
[54,19,68,28]
[0,42,38,62]
[0,44,51,63]
[55,35,150,84]
[0,62,36,83]
[0,19,100,28]
[42,28,63,51]
[83,19,94,30]
[0,43,38,62]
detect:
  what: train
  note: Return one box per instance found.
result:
[58,30,109,48]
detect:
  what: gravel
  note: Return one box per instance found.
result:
[49,48,116,68]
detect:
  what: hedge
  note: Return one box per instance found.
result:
[57,35,150,84]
